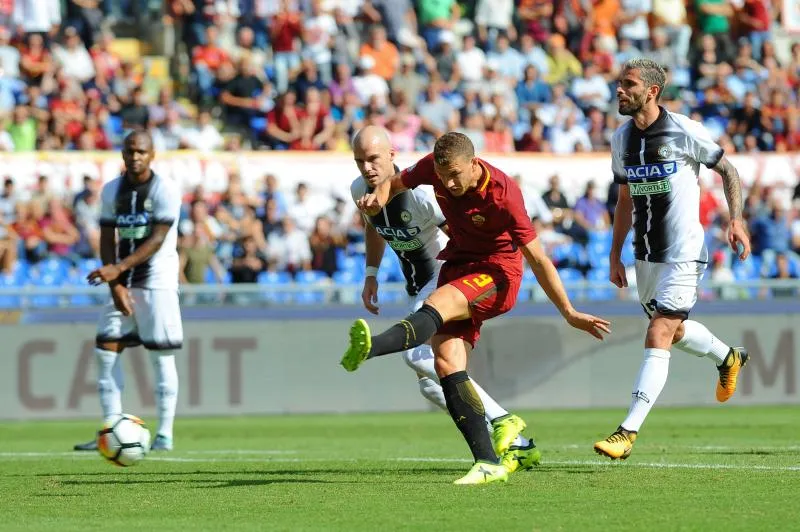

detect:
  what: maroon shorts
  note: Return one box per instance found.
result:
[436,260,523,347]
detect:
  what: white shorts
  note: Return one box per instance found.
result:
[635,260,706,320]
[405,265,441,314]
[96,288,184,351]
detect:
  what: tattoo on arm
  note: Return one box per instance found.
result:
[713,156,743,220]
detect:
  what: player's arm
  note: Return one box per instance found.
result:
[507,180,610,340]
[712,156,750,260]
[362,221,386,314]
[89,223,172,285]
[609,184,632,288]
[521,239,610,340]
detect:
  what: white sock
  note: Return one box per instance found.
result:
[621,348,671,432]
[470,380,509,421]
[674,320,730,365]
[149,351,179,439]
[95,348,123,420]
[401,345,511,424]
[418,376,447,410]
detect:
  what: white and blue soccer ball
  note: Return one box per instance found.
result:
[97,414,151,467]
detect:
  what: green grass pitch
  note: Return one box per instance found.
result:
[1,406,798,531]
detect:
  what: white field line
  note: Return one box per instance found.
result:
[0,451,798,472]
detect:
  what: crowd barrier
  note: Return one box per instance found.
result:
[0,151,797,206]
[1,300,798,420]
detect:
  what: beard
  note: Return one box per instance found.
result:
[618,94,645,116]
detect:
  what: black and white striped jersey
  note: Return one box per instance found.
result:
[612,107,722,264]
[351,177,448,296]
[99,172,181,290]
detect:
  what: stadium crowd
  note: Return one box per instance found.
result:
[0,0,799,300]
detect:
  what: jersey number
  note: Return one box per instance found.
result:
[462,274,494,291]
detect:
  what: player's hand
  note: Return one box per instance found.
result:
[357,193,382,217]
[565,310,611,341]
[728,218,751,261]
[88,264,123,285]
[111,285,133,317]
[609,257,628,288]
[361,276,380,315]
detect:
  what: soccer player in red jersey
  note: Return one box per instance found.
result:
[341,132,611,484]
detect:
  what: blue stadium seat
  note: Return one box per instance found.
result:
[339,255,364,276]
[250,116,267,133]
[204,267,232,284]
[39,257,70,280]
[293,270,329,305]
[588,244,611,270]
[588,230,612,247]
[65,271,94,307]
[0,273,21,309]
[586,269,615,301]
[558,268,584,300]
[257,271,293,304]
[78,258,102,277]
[30,273,62,308]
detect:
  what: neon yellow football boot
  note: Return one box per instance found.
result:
[340,319,371,372]
[501,440,542,474]
[453,461,509,485]
[593,427,637,460]
[491,414,527,456]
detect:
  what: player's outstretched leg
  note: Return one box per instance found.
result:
[594,348,670,460]
[340,304,444,372]
[149,351,179,451]
[75,347,125,451]
[672,320,749,402]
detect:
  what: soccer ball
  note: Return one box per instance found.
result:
[97,414,151,467]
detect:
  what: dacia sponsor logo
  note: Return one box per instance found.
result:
[630,179,672,196]
[624,161,678,181]
[116,213,150,226]
[375,225,420,241]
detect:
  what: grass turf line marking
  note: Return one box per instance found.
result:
[0,452,799,472]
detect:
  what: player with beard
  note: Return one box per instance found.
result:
[593,59,751,460]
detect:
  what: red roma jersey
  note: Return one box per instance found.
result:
[400,153,537,264]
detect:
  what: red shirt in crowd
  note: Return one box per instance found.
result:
[270,11,303,53]
[192,44,229,71]
[400,153,537,264]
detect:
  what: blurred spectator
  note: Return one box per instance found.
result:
[179,226,225,284]
[267,216,312,274]
[309,215,345,277]
[270,0,303,94]
[573,181,611,231]
[229,235,267,283]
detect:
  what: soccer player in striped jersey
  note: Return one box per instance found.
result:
[593,59,751,460]
[348,126,539,474]
[74,131,182,452]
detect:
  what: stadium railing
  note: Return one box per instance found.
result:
[0,279,797,310]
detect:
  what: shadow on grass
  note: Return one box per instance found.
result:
[57,477,336,488]
[23,467,462,478]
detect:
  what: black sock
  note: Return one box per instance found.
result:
[440,371,498,464]
[367,304,443,358]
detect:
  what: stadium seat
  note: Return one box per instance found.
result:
[29,273,62,308]
[204,267,232,284]
[39,257,70,280]
[588,244,611,270]
[78,258,102,277]
[0,273,21,309]
[586,269,615,301]
[558,268,584,300]
[333,270,362,304]
[65,271,94,307]
[588,230,612,247]
[293,270,329,305]
[257,271,293,304]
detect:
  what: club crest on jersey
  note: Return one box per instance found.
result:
[471,214,486,226]
[143,199,153,212]
[657,144,673,160]
[400,210,412,223]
